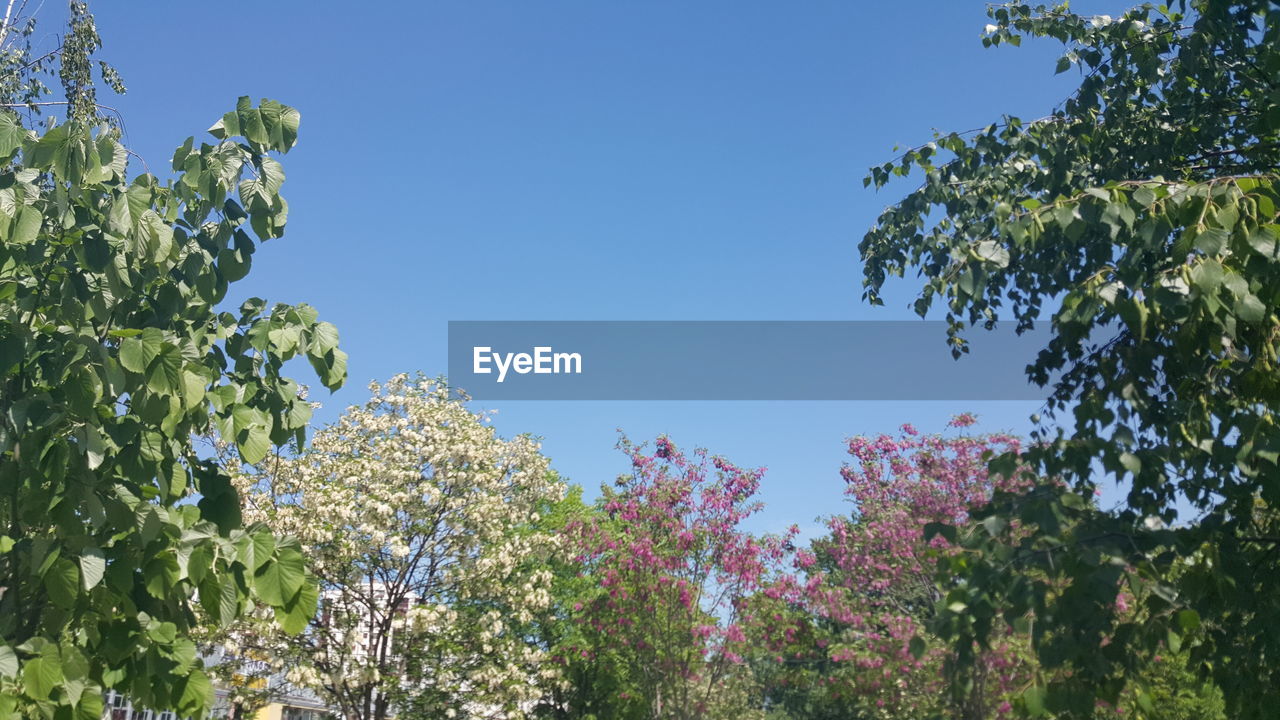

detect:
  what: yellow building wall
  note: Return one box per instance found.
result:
[253,703,284,720]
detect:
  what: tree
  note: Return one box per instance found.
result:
[0,82,346,719]
[0,1,126,122]
[0,5,346,715]
[228,374,566,720]
[531,486,651,720]
[748,419,1034,720]
[858,3,1280,714]
[568,436,793,720]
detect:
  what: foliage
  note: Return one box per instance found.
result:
[858,1,1280,715]
[750,419,1034,720]
[228,374,565,720]
[1107,651,1224,720]
[0,86,345,719]
[0,1,127,124]
[531,486,650,720]
[568,436,792,720]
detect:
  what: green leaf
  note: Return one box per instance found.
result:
[1190,259,1224,293]
[923,522,958,544]
[1023,685,1047,716]
[0,112,28,157]
[1247,227,1278,256]
[177,670,214,717]
[310,321,340,354]
[9,205,41,245]
[238,423,271,465]
[108,181,153,234]
[1195,227,1230,255]
[0,646,17,678]
[1120,452,1142,475]
[218,248,251,282]
[975,239,1011,268]
[1136,688,1155,713]
[200,574,239,627]
[1054,204,1077,231]
[1236,293,1266,323]
[240,108,269,146]
[79,548,105,591]
[908,635,926,660]
[44,557,80,609]
[258,99,301,152]
[209,111,239,140]
[119,328,163,374]
[274,577,318,635]
[1177,609,1201,632]
[324,348,348,390]
[147,621,178,645]
[181,369,207,409]
[22,654,63,700]
[147,345,183,395]
[286,399,313,430]
[254,548,306,607]
[258,156,285,194]
[66,367,103,415]
[982,515,1008,537]
[250,531,275,572]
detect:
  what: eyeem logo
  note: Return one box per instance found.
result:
[472,346,583,383]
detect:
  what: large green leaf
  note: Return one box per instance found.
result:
[254,548,305,607]
[0,646,17,678]
[21,654,63,701]
[0,112,28,157]
[79,548,105,591]
[43,557,80,609]
[119,328,163,374]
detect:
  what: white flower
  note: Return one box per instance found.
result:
[230,374,564,715]
[983,23,998,34]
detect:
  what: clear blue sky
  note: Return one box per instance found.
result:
[88,0,1122,537]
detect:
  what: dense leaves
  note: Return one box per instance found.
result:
[752,419,1034,720]
[567,436,794,720]
[859,1,1280,716]
[0,98,345,718]
[224,375,564,720]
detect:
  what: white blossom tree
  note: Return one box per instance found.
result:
[224,374,565,720]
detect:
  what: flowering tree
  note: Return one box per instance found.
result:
[227,375,565,720]
[751,417,1035,719]
[528,487,650,720]
[568,436,793,720]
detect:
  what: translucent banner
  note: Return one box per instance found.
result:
[447,321,1055,400]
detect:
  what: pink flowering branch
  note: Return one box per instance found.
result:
[569,435,795,719]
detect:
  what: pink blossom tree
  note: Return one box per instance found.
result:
[751,416,1036,719]
[568,435,795,720]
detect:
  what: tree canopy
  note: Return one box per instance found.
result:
[860,1,1280,716]
[227,375,565,720]
[0,32,347,716]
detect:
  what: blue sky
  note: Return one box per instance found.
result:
[87,1,1122,537]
